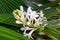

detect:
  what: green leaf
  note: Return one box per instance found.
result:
[0,26,31,40]
[0,13,21,27]
[44,6,60,19]
[0,0,27,13]
[44,30,58,40]
[47,20,60,29]
[43,26,60,40]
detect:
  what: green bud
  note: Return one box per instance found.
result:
[13,9,22,20]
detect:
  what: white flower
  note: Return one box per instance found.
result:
[13,5,48,39]
[31,11,39,21]
[26,7,32,21]
[20,26,34,39]
[24,29,34,39]
[27,29,34,39]
[26,7,39,22]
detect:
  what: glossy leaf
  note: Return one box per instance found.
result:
[0,13,21,27]
[0,26,31,40]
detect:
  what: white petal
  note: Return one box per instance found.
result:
[16,20,22,24]
[24,30,34,39]
[40,10,43,14]
[21,27,33,31]
[26,7,32,20]
[29,29,34,35]
[27,22,30,25]
[25,27,33,30]
[40,10,44,17]
[24,33,28,37]
[27,7,32,13]
[20,6,23,11]
[20,27,25,31]
[35,15,39,17]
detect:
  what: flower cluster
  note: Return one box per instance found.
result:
[13,6,48,39]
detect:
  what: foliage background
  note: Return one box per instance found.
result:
[0,0,60,40]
